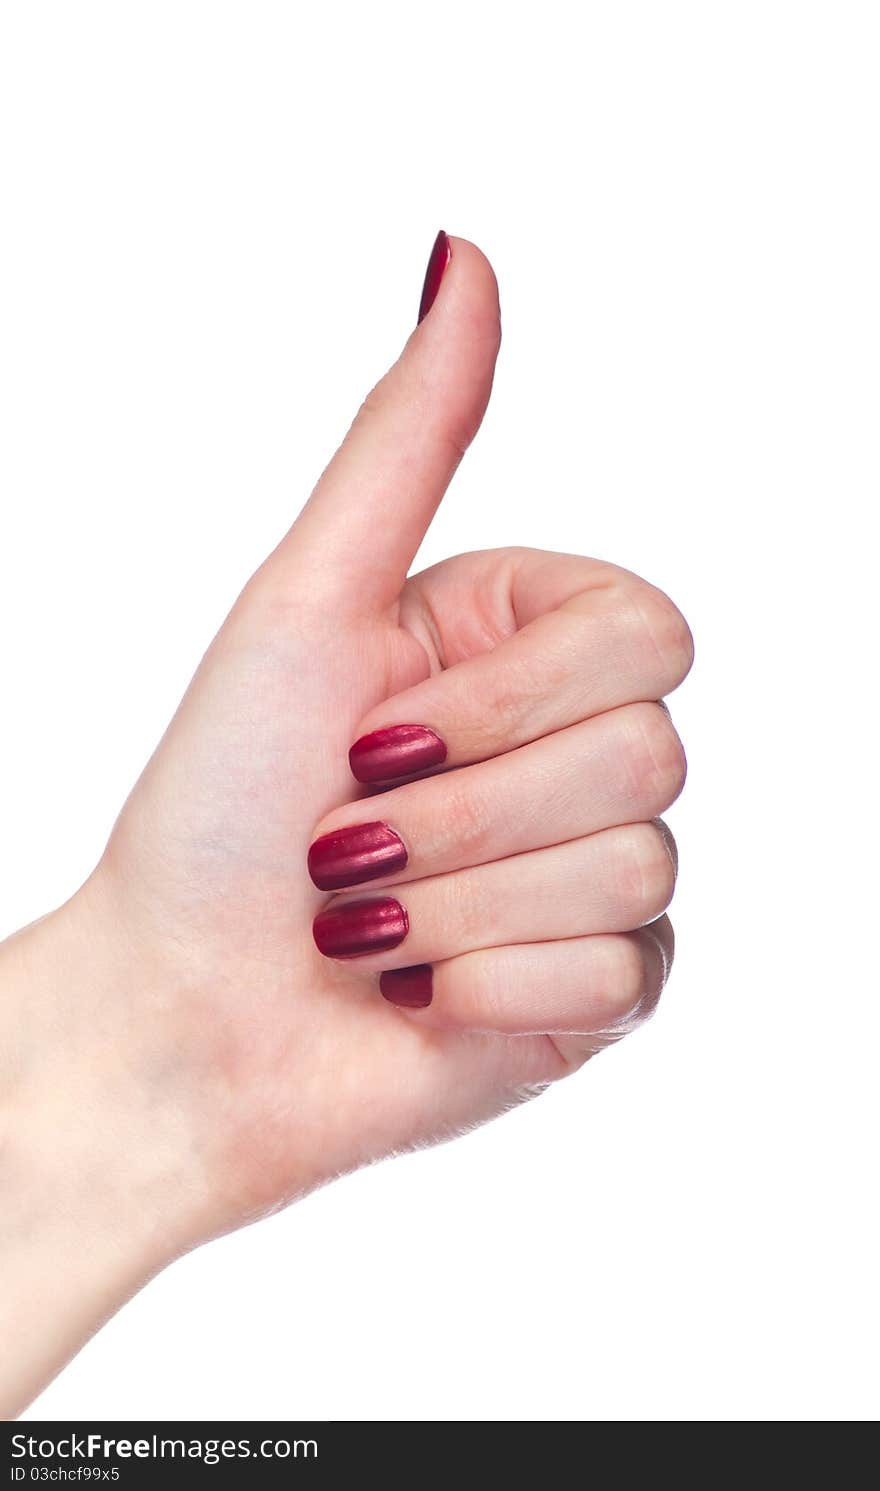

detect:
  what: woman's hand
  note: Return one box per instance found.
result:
[0,234,692,1414]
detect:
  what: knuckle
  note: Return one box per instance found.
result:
[615,581,695,692]
[483,653,545,736]
[441,777,497,863]
[604,935,648,1014]
[355,380,390,427]
[458,648,552,756]
[612,822,677,923]
[447,867,495,952]
[473,959,510,1027]
[439,418,471,467]
[588,939,651,1030]
[597,927,672,1029]
[617,702,688,812]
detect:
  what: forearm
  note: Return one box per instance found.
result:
[0,894,195,1419]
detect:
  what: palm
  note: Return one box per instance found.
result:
[103,551,555,1231]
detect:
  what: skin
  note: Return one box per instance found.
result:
[0,237,692,1418]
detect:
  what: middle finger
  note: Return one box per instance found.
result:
[308,701,686,893]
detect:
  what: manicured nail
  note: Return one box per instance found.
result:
[418,230,451,323]
[313,897,409,959]
[380,964,434,1009]
[308,821,408,891]
[349,725,447,784]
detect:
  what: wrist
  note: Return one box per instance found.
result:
[0,878,208,1415]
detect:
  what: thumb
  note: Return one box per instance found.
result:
[274,232,502,613]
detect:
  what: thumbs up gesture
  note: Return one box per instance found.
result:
[67,235,693,1229]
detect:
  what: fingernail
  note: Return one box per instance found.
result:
[308,821,408,891]
[380,964,434,1009]
[313,897,409,959]
[417,230,451,323]
[349,725,447,784]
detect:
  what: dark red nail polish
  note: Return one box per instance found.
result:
[308,821,408,891]
[349,725,447,784]
[380,964,434,1009]
[417,230,451,323]
[313,897,409,959]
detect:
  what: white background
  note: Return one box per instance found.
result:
[2,1,877,1421]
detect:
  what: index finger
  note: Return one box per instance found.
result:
[348,558,694,783]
